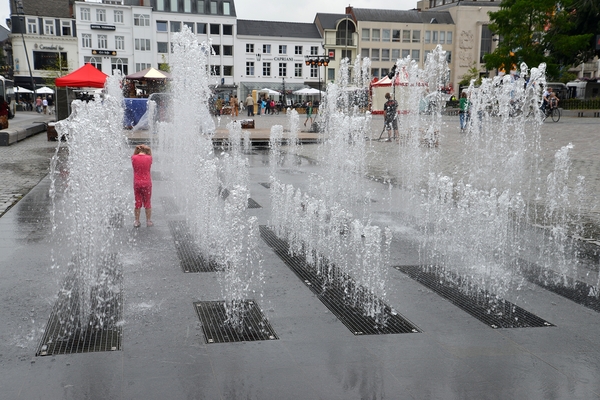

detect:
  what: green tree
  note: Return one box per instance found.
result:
[484,0,596,80]
[459,63,482,87]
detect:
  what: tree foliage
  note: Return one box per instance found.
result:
[484,0,599,80]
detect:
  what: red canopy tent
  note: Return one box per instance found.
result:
[55,63,108,88]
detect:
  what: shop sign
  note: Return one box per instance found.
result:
[91,24,116,31]
[92,49,117,56]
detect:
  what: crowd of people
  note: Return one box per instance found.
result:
[16,95,55,115]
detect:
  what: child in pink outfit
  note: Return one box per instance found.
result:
[132,144,153,227]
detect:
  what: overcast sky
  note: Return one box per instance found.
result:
[0,0,419,29]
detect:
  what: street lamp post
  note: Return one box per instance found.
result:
[14,0,36,93]
[281,77,286,110]
[305,55,329,105]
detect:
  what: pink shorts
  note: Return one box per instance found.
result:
[134,184,152,209]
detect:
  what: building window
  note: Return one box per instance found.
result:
[98,34,107,49]
[392,30,400,42]
[432,31,438,44]
[310,65,317,78]
[223,25,232,35]
[134,14,150,27]
[82,33,92,48]
[372,29,380,41]
[412,49,420,62]
[371,49,379,61]
[223,45,233,56]
[446,51,452,63]
[246,44,254,53]
[447,31,453,44]
[171,21,181,32]
[480,25,492,63]
[210,24,220,35]
[328,68,335,81]
[279,63,287,77]
[425,31,431,44]
[392,49,400,60]
[157,42,168,53]
[184,22,194,32]
[211,45,220,55]
[246,61,254,76]
[44,20,54,35]
[263,44,271,54]
[372,68,379,78]
[210,1,217,14]
[279,45,287,54]
[62,20,71,36]
[294,63,302,77]
[223,2,231,15]
[263,62,271,76]
[197,0,204,12]
[361,48,369,58]
[402,49,410,58]
[223,65,232,75]
[341,49,352,59]
[424,50,431,61]
[328,49,335,60]
[81,8,90,21]
[382,29,390,42]
[114,10,123,23]
[413,30,421,43]
[310,46,318,55]
[135,38,151,51]
[115,36,125,50]
[136,63,151,72]
[295,45,302,55]
[170,0,178,12]
[184,0,192,12]
[382,48,390,62]
[96,9,106,22]
[402,30,410,43]
[157,21,167,31]
[84,56,101,71]
[27,18,37,34]
[111,58,128,75]
[440,31,445,45]
[157,0,165,10]
[210,65,220,75]
[381,68,389,77]
[362,28,370,41]
[197,23,207,33]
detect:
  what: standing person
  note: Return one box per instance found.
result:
[42,97,48,114]
[215,97,223,116]
[303,101,313,127]
[245,94,254,116]
[233,95,239,117]
[265,97,272,115]
[131,145,153,228]
[383,93,399,141]
[35,96,42,113]
[459,91,470,132]
[0,96,9,129]
[47,95,54,114]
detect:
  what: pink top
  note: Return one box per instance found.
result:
[132,154,152,185]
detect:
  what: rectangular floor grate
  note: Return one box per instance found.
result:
[247,198,262,208]
[168,220,219,272]
[259,182,271,189]
[260,226,420,335]
[37,254,123,356]
[160,196,180,215]
[194,300,278,343]
[394,265,554,329]
[516,258,600,313]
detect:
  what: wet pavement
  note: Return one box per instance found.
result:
[0,113,599,399]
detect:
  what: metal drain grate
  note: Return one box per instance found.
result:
[247,198,262,209]
[168,220,219,272]
[37,254,123,356]
[194,300,278,343]
[260,226,420,335]
[516,258,600,313]
[395,265,554,329]
[259,182,271,189]
[160,196,180,215]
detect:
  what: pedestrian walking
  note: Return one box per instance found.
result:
[42,97,48,114]
[35,96,42,113]
[47,95,54,114]
[245,94,254,116]
[131,144,153,228]
[304,101,313,127]
[383,93,399,141]
[459,92,470,132]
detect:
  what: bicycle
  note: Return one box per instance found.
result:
[543,104,560,122]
